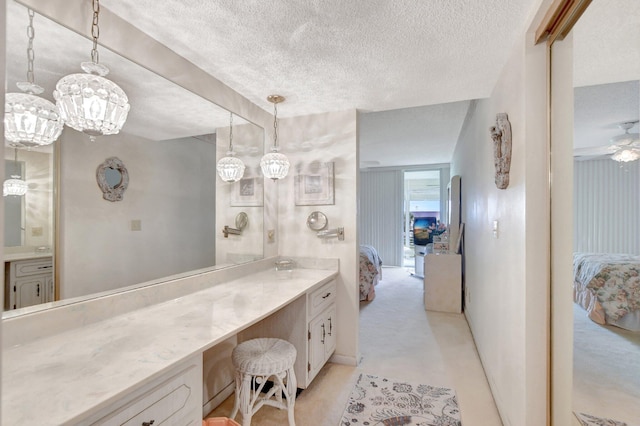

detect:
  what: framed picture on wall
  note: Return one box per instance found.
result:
[294,162,335,206]
[231,177,264,207]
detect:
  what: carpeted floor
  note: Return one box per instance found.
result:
[206,267,501,425]
[572,304,640,426]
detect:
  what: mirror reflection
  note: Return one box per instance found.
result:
[570,1,640,423]
[3,0,265,315]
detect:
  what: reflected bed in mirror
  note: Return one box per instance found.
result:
[3,0,265,316]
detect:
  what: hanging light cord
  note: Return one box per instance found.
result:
[273,101,279,149]
[91,0,101,64]
[26,9,35,84]
[229,113,234,152]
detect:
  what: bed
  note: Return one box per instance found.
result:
[359,245,382,301]
[573,252,640,331]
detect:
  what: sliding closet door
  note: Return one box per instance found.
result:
[359,170,403,266]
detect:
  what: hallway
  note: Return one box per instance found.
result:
[209,266,502,425]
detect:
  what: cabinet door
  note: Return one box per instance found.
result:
[308,313,328,380]
[45,276,55,303]
[308,304,337,382]
[14,276,46,309]
[323,305,337,359]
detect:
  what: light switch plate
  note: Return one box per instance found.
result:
[131,219,142,231]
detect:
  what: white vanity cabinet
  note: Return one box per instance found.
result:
[5,257,54,310]
[84,355,202,426]
[238,278,337,388]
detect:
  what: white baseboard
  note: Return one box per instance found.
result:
[202,382,235,418]
[330,353,358,366]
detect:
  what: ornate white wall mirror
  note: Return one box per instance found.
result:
[96,157,129,202]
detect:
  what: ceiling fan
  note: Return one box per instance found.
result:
[573,120,640,162]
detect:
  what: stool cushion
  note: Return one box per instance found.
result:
[232,338,297,376]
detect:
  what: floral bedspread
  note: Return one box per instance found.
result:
[359,245,382,301]
[573,253,640,324]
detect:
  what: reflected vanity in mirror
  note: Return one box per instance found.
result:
[3,0,265,315]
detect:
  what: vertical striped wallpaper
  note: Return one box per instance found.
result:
[574,159,640,255]
[359,170,404,266]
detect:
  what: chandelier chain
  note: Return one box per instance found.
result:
[229,113,234,152]
[91,0,101,64]
[26,9,35,83]
[273,102,279,148]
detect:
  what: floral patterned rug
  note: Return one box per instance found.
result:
[575,412,629,426]
[340,373,461,426]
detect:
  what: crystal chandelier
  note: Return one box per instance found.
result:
[216,112,246,182]
[610,122,640,163]
[260,95,290,180]
[4,8,64,148]
[54,0,130,141]
[3,148,28,197]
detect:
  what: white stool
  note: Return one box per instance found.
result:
[230,338,297,426]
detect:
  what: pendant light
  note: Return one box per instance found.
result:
[54,0,130,141]
[3,148,28,197]
[4,8,64,148]
[260,95,290,180]
[216,112,246,182]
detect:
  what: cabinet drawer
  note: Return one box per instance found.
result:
[92,361,200,426]
[13,258,53,278]
[308,280,336,318]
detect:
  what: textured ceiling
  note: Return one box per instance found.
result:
[6,0,639,164]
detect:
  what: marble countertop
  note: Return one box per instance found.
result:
[3,251,53,262]
[2,267,337,425]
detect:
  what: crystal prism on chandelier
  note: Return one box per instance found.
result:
[260,95,290,180]
[217,113,245,182]
[4,9,63,148]
[54,0,130,141]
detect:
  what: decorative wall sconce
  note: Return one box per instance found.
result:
[306,211,344,241]
[223,212,248,238]
[490,113,512,190]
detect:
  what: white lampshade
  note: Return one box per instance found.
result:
[3,176,28,197]
[4,91,64,148]
[611,148,640,163]
[260,148,290,181]
[54,64,130,140]
[217,153,246,182]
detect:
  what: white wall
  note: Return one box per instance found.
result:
[59,129,217,299]
[450,18,550,426]
[277,109,359,365]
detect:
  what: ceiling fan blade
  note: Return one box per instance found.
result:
[573,145,615,157]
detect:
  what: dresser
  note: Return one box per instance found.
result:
[4,255,54,310]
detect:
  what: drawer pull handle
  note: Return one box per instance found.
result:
[322,292,331,299]
[36,283,40,297]
[37,265,52,270]
[328,317,333,336]
[321,324,326,344]
[142,421,155,426]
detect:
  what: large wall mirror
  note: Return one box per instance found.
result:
[550,0,640,424]
[3,0,265,316]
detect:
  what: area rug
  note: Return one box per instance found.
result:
[575,412,629,426]
[340,373,461,426]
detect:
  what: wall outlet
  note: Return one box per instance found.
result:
[267,229,275,243]
[31,226,43,237]
[131,219,142,231]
